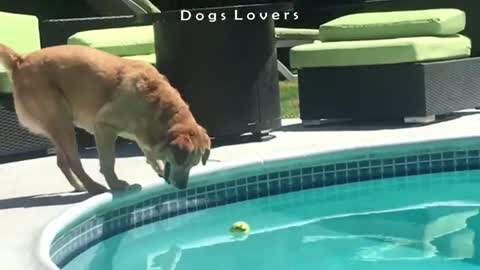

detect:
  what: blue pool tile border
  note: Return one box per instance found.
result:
[51,146,480,268]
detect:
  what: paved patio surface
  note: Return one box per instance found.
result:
[2,114,480,270]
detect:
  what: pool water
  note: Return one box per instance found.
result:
[64,171,480,270]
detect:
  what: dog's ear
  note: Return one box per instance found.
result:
[202,149,210,165]
[200,127,211,165]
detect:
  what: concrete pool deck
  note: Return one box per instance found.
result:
[2,114,480,270]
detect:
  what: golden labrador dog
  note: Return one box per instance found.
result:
[0,44,211,194]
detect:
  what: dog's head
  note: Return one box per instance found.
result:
[163,123,211,189]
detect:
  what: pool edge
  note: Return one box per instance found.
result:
[36,135,480,270]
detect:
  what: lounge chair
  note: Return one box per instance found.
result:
[275,27,319,81]
[67,25,156,65]
[68,24,320,82]
[73,0,317,81]
[0,11,53,160]
[290,9,480,125]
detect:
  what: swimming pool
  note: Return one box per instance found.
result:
[38,137,480,270]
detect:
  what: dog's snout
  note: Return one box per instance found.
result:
[164,162,189,189]
[175,182,188,189]
[164,162,171,184]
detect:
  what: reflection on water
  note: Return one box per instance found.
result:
[63,171,480,270]
[150,246,183,270]
[148,206,480,270]
[302,206,480,263]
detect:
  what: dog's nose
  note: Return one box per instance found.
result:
[175,182,188,190]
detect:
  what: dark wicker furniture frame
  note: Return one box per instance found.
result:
[298,57,480,123]
[0,95,54,162]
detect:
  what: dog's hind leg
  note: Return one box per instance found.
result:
[49,123,108,195]
[56,150,86,192]
[13,75,106,194]
[17,90,107,194]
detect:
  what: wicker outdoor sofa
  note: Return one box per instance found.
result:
[290,8,480,124]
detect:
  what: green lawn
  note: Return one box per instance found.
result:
[279,80,300,119]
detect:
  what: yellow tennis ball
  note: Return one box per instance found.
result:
[230,221,250,237]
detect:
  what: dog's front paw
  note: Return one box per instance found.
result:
[70,182,87,193]
[72,186,87,193]
[108,179,130,191]
[85,182,108,195]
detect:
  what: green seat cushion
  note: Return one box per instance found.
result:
[275,27,319,40]
[0,11,41,94]
[0,71,12,94]
[290,35,471,68]
[0,12,40,53]
[319,9,466,42]
[68,25,155,57]
[122,53,156,65]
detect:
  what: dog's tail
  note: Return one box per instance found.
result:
[0,44,23,73]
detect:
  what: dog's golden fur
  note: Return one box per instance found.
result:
[0,44,211,193]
